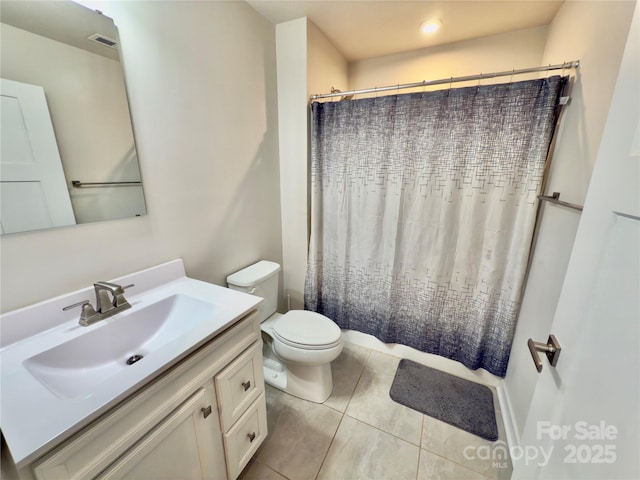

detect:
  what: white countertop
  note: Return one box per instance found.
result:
[0,260,261,468]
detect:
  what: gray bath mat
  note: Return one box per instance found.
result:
[389,359,498,441]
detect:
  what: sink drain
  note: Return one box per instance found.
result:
[126,354,144,365]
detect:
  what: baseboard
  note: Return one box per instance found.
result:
[496,380,521,450]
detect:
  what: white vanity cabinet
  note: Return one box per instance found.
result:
[96,387,223,480]
[22,311,266,480]
[215,345,267,479]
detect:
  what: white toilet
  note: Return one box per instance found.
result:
[227,261,343,403]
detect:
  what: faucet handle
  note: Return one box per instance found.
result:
[63,300,91,311]
[115,284,135,307]
[62,300,98,324]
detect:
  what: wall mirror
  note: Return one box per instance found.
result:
[0,0,146,235]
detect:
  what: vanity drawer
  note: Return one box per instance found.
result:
[222,393,267,480]
[215,342,264,431]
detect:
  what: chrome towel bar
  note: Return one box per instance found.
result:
[72,180,142,188]
[538,192,583,211]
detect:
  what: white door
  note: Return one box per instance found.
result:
[515,5,639,479]
[0,78,75,234]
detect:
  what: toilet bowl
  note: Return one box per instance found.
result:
[227,261,343,403]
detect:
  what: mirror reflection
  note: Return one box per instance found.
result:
[0,0,146,235]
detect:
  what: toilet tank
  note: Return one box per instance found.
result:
[226,261,280,322]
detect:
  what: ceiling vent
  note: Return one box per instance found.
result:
[88,33,117,49]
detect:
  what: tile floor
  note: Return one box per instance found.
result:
[240,343,512,480]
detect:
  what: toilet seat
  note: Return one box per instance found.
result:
[272,311,342,350]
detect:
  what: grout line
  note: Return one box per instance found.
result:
[343,410,422,447]
[313,346,371,479]
[313,411,346,480]
[419,440,508,480]
[418,446,497,480]
[251,458,294,480]
[340,348,371,415]
[416,415,425,480]
[340,347,423,447]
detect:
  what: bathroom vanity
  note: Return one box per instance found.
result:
[1,260,266,480]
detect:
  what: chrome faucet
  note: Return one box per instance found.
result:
[63,282,134,326]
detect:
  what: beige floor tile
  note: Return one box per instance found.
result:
[239,458,288,480]
[253,346,512,480]
[362,349,402,377]
[345,351,423,445]
[324,342,371,412]
[317,415,420,480]
[421,415,512,480]
[257,385,342,480]
[418,448,487,480]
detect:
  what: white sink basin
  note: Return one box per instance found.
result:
[0,259,262,467]
[23,294,219,399]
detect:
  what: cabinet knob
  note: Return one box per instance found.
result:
[241,380,251,391]
[201,405,212,418]
[247,432,256,443]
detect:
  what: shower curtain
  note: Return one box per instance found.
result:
[305,76,566,377]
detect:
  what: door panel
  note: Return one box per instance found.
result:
[0,78,75,233]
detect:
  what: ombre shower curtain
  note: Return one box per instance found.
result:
[305,76,566,377]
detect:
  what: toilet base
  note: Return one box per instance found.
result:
[260,318,336,403]
[263,357,287,391]
[262,356,334,403]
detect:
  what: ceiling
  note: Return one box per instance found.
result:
[247,0,564,62]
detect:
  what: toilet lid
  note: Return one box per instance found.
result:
[273,311,342,348]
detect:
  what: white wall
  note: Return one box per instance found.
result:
[276,18,348,310]
[349,26,548,94]
[0,0,282,313]
[307,21,349,98]
[503,0,635,444]
[276,18,308,311]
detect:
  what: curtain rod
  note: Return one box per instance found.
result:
[309,60,579,101]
